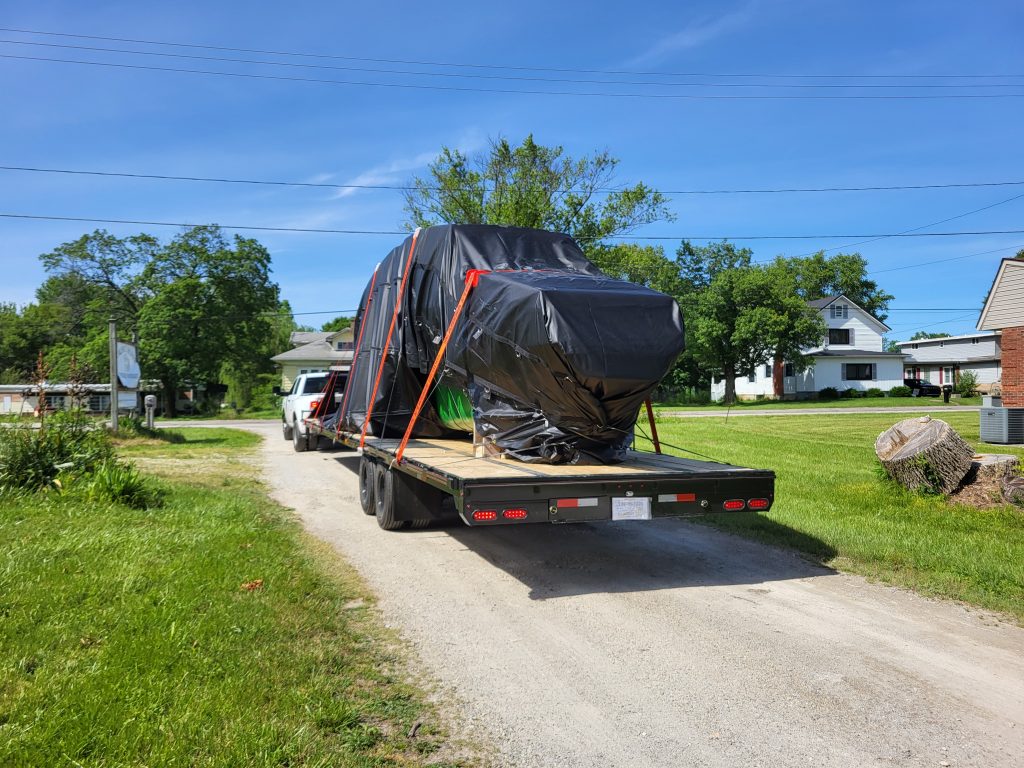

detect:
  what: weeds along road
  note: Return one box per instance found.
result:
[246,421,1023,768]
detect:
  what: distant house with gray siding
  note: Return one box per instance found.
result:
[893,332,1001,393]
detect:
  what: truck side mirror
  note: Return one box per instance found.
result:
[272,386,283,396]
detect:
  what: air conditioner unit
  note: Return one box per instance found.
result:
[979,407,1024,444]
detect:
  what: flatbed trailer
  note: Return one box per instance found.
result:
[303,407,775,529]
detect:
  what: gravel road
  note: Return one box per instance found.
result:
[248,422,1022,767]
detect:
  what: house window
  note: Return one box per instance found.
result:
[912,343,919,350]
[972,338,979,345]
[337,341,354,351]
[830,303,848,319]
[747,372,756,383]
[764,364,772,377]
[784,363,795,377]
[844,363,874,381]
[828,328,851,345]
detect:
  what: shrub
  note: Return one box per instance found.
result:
[955,370,979,397]
[818,387,839,400]
[87,460,163,509]
[889,385,912,397]
[865,388,884,398]
[0,410,113,490]
[841,388,860,399]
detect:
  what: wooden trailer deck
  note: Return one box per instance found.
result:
[357,435,765,483]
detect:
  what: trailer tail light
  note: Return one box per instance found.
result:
[723,499,746,511]
[748,498,770,510]
[472,509,497,521]
[502,508,528,520]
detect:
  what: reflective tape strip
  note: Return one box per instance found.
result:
[556,497,600,508]
[657,493,697,503]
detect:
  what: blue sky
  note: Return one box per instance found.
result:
[2,1,1022,341]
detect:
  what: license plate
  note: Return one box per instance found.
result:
[612,496,651,521]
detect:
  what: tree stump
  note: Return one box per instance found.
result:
[1002,475,1024,505]
[874,416,975,494]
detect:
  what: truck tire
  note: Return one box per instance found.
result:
[374,466,406,530]
[292,420,309,452]
[358,457,376,515]
[282,418,293,441]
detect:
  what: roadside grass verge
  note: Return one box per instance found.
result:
[655,395,981,411]
[0,429,469,767]
[638,412,1024,620]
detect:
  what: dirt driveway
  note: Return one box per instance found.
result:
[245,422,1023,767]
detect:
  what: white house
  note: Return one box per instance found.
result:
[711,294,906,401]
[894,331,1001,393]
[271,327,355,391]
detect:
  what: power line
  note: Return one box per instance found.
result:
[868,244,1024,275]
[3,26,1021,80]
[5,211,1024,241]
[5,53,1024,101]
[766,190,1024,262]
[3,163,1023,196]
[3,38,1023,91]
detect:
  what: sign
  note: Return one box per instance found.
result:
[118,391,138,410]
[116,342,141,388]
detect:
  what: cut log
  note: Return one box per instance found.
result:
[874,416,975,494]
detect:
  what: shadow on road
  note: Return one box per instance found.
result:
[442,519,835,600]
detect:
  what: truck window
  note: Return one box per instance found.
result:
[301,375,329,395]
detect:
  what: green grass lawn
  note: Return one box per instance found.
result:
[0,429,470,767]
[656,395,982,410]
[637,412,1024,620]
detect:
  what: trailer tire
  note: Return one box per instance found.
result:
[282,419,293,441]
[292,421,309,452]
[358,457,376,515]
[409,518,432,529]
[374,466,406,530]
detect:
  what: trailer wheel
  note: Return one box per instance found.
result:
[282,419,293,441]
[409,518,432,529]
[374,466,406,530]
[358,457,376,515]
[292,422,309,452]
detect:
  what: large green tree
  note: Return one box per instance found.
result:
[681,242,825,404]
[774,251,893,321]
[403,135,674,253]
[38,226,282,415]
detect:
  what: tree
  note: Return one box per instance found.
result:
[403,135,673,253]
[774,251,893,321]
[137,227,279,415]
[910,331,952,340]
[321,315,353,333]
[39,226,281,416]
[686,254,825,405]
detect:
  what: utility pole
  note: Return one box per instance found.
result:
[108,317,119,431]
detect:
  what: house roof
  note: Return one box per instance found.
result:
[978,257,1024,330]
[288,331,331,347]
[271,339,354,364]
[894,330,1000,347]
[807,294,891,332]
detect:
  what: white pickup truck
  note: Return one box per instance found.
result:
[274,372,330,452]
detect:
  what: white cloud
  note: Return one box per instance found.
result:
[624,2,759,68]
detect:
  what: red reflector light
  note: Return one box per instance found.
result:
[748,498,770,510]
[502,508,528,520]
[723,499,746,511]
[472,509,497,521]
